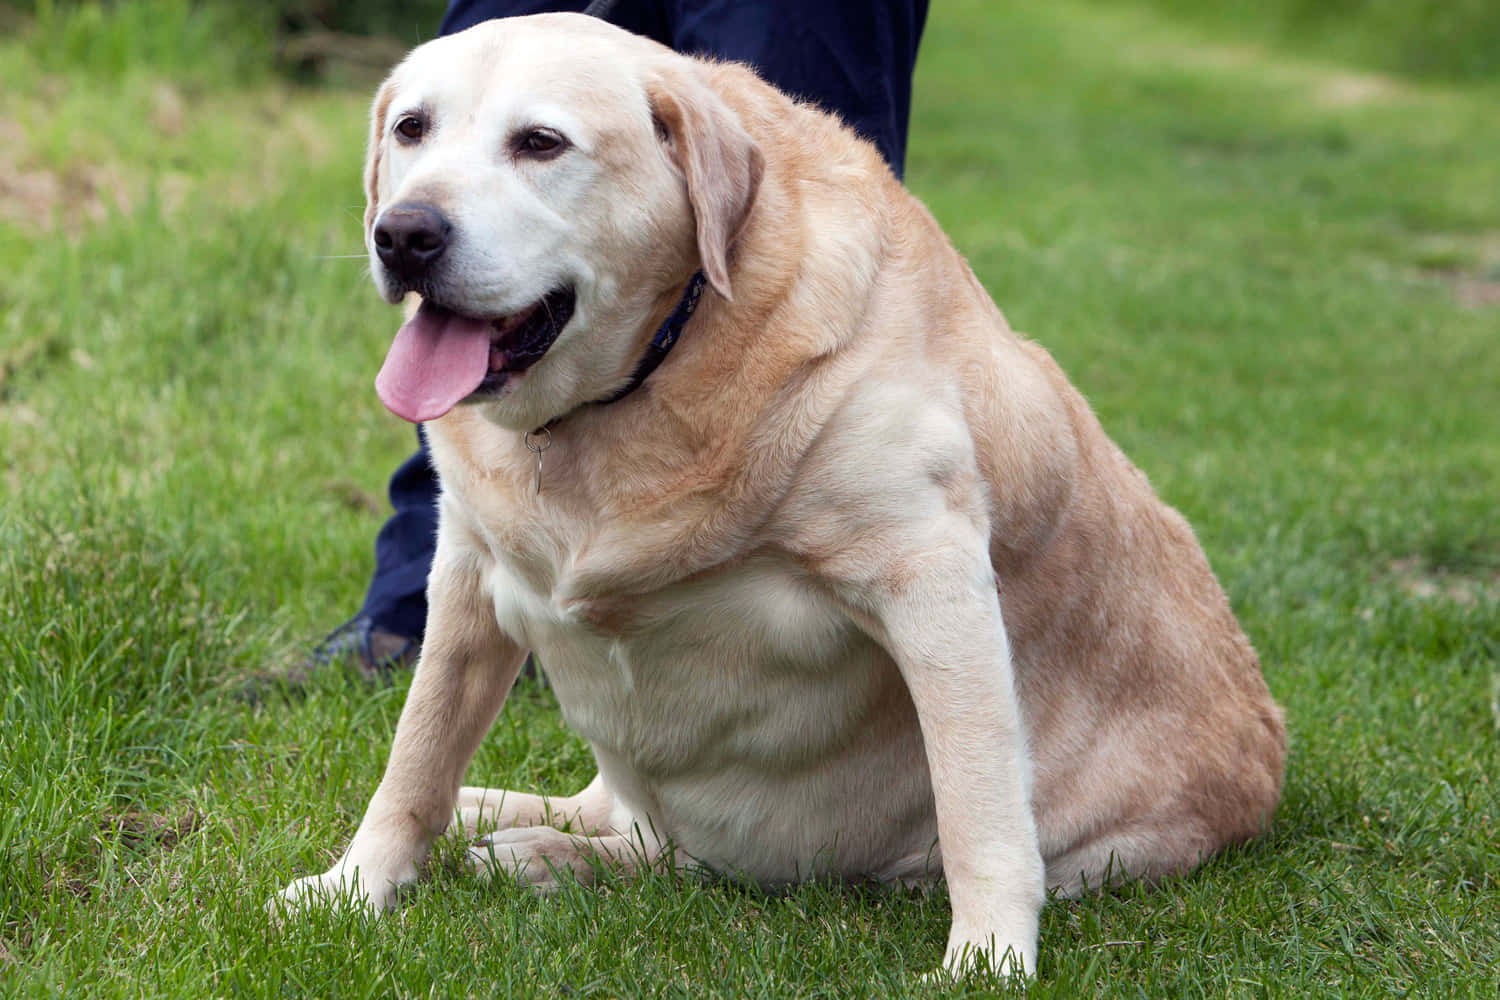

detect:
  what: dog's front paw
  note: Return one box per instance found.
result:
[270,863,399,921]
[929,931,1036,983]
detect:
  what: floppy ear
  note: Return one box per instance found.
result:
[646,64,764,301]
[363,78,396,236]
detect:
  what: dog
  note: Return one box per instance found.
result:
[275,13,1286,979]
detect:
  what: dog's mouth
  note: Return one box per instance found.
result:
[374,286,576,424]
[480,285,576,383]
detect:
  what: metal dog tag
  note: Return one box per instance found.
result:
[523,427,552,495]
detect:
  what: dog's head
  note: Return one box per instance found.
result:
[363,13,763,431]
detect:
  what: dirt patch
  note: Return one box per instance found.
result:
[1122,27,1408,110]
[1316,72,1401,107]
[0,335,69,399]
[323,478,385,516]
[1454,276,1500,309]
[1387,557,1499,607]
[44,867,95,903]
[0,115,134,235]
[1411,232,1500,310]
[150,83,187,137]
[100,809,203,850]
[1,76,347,241]
[0,85,187,235]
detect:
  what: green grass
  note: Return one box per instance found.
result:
[1088,0,1500,81]
[2,0,1497,996]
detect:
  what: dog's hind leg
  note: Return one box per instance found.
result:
[465,821,672,892]
[455,773,616,836]
[1044,822,1218,898]
[1043,736,1284,897]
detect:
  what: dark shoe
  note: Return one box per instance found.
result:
[237,616,419,703]
[304,614,422,683]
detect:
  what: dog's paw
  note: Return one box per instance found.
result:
[924,934,1036,984]
[269,864,396,922]
[466,826,593,893]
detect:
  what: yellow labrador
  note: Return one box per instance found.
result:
[276,13,1286,978]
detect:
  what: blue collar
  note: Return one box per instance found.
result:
[595,269,708,407]
[523,270,707,491]
[532,270,707,442]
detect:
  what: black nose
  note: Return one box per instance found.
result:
[373,203,451,283]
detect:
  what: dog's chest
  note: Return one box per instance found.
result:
[484,539,877,771]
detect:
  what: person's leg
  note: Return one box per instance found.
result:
[302,425,431,679]
[668,0,929,177]
[359,425,441,641]
[439,0,589,35]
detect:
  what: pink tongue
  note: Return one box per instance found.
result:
[375,305,494,423]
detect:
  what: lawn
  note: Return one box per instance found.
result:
[1,1,1496,996]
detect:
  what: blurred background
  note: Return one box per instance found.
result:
[1,2,1495,997]
[7,0,1500,82]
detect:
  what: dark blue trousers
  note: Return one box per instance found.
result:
[361,0,929,639]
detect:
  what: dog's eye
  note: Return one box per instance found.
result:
[516,128,566,158]
[394,114,426,143]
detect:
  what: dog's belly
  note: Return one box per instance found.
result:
[489,553,940,883]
